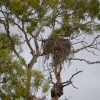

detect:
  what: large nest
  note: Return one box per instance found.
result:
[42,36,74,64]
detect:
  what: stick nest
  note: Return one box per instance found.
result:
[42,36,74,64]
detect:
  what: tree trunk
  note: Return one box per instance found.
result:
[26,67,32,100]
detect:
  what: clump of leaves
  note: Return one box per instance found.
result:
[31,70,50,94]
[0,32,26,99]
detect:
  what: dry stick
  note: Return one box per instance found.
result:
[62,71,82,88]
[71,58,100,64]
[73,35,100,54]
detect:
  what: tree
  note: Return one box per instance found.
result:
[0,32,50,99]
[0,0,100,100]
[0,32,26,99]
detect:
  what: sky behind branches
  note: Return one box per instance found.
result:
[9,25,100,100]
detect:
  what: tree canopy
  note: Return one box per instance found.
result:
[0,0,100,100]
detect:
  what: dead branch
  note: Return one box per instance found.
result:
[48,68,55,84]
[71,58,100,64]
[81,43,98,56]
[50,71,82,100]
[73,35,100,54]
[62,71,82,88]
[64,96,71,100]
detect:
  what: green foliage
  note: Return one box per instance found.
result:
[0,32,50,99]
[50,0,100,37]
[31,70,50,94]
[50,28,63,37]
[88,0,99,18]
[1,0,100,37]
[42,80,50,93]
[27,21,37,34]
[32,70,44,90]
[0,33,26,99]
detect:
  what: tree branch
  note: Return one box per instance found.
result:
[73,35,100,54]
[62,71,82,88]
[71,58,100,64]
[31,19,56,55]
[2,14,27,68]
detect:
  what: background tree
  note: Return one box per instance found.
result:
[0,0,100,100]
[0,32,50,99]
